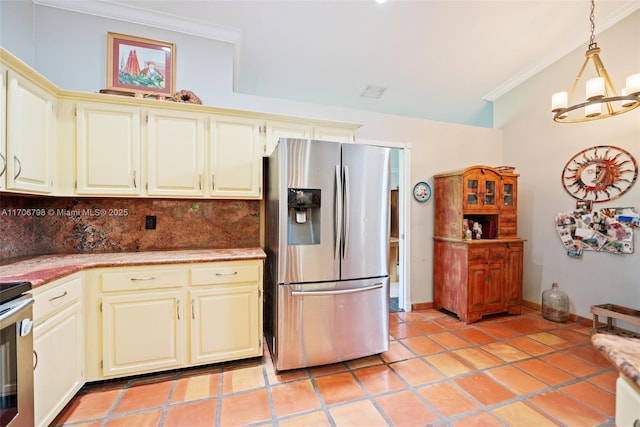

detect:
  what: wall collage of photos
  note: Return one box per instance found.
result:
[556,204,639,258]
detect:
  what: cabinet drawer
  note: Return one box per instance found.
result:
[101,267,187,292]
[500,214,517,225]
[468,248,488,262]
[489,246,506,260]
[192,261,260,286]
[33,274,83,322]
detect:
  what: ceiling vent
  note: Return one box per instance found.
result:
[361,85,387,99]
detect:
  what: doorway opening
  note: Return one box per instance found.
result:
[389,147,408,312]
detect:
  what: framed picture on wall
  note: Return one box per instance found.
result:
[576,199,592,213]
[107,32,175,96]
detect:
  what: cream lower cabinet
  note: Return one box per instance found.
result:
[86,259,263,381]
[32,273,84,427]
[102,290,185,377]
[190,261,263,365]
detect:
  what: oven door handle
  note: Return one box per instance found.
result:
[291,283,383,297]
[0,298,34,329]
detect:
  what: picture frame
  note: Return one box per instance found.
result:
[107,32,175,96]
[575,199,592,213]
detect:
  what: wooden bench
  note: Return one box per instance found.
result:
[591,304,640,338]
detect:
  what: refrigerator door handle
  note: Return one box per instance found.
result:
[291,283,383,296]
[334,164,342,260]
[343,165,350,259]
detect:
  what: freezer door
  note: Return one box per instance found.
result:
[278,139,342,284]
[273,278,389,371]
[341,144,391,280]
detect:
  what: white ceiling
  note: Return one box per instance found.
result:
[37,0,640,127]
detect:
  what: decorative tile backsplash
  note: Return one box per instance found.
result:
[0,194,261,262]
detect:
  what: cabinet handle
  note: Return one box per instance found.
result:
[13,155,22,180]
[49,290,68,302]
[0,153,6,178]
[133,170,137,188]
[177,300,181,320]
[215,271,238,276]
[33,350,38,370]
[130,276,155,281]
[211,174,215,190]
[191,298,195,319]
[199,174,202,190]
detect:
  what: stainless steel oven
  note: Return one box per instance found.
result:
[0,281,34,427]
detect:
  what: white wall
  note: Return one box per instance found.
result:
[0,2,504,307]
[495,10,640,323]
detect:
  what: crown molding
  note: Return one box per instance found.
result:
[32,0,242,43]
[483,0,640,101]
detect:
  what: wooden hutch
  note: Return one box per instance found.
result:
[433,165,524,323]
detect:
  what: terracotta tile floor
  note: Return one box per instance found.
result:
[51,307,618,427]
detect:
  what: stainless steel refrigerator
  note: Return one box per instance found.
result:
[264,138,391,371]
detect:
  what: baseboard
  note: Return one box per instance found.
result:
[411,301,433,311]
[413,299,593,327]
[522,299,593,326]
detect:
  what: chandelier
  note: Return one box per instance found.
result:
[551,0,640,123]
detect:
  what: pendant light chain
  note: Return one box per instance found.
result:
[588,0,597,50]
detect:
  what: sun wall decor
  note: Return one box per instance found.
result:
[561,146,637,202]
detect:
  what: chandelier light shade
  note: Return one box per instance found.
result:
[551,0,640,123]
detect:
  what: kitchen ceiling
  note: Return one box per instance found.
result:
[37,0,640,127]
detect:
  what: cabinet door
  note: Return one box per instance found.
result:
[501,176,517,210]
[209,116,262,198]
[34,302,84,427]
[189,284,261,365]
[467,245,504,317]
[145,109,205,196]
[468,263,488,313]
[0,65,6,190]
[504,242,524,311]
[76,103,141,195]
[463,169,499,212]
[498,176,518,237]
[313,125,356,143]
[5,69,55,193]
[264,120,312,157]
[102,290,184,377]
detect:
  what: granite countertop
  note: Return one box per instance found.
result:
[0,248,266,288]
[591,333,640,389]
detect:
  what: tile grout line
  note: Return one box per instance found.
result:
[53,309,617,426]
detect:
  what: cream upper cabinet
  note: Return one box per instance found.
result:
[0,65,6,190]
[75,102,141,195]
[144,109,206,197]
[209,115,262,199]
[5,69,56,193]
[263,120,358,156]
[32,273,84,427]
[313,125,356,143]
[263,120,312,157]
[1,48,360,198]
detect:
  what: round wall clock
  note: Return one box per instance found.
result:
[561,145,638,202]
[413,181,431,202]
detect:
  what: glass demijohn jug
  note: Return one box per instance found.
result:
[542,282,570,322]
